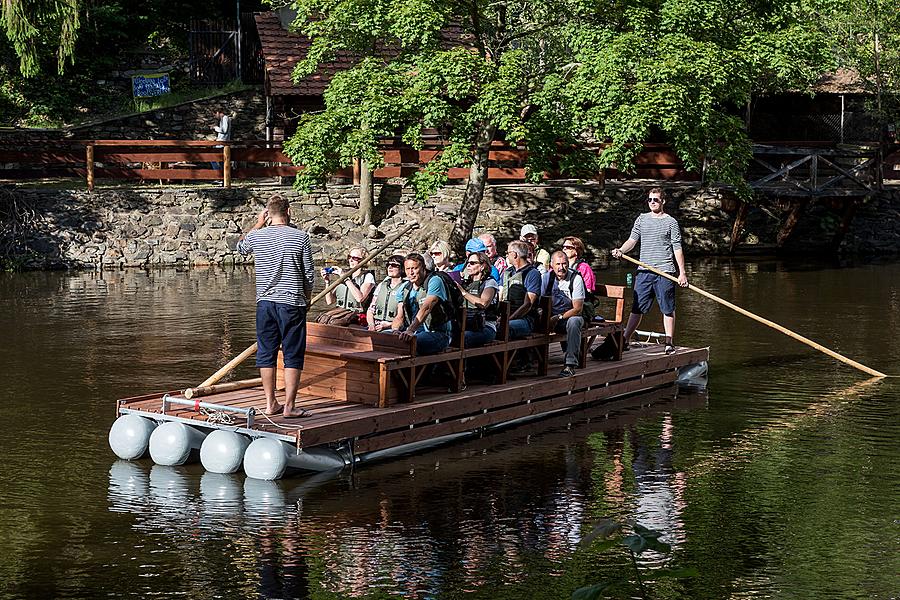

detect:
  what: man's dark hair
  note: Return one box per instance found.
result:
[648,187,667,201]
[404,252,428,271]
[267,195,290,217]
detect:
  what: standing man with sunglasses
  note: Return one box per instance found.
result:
[611,188,688,355]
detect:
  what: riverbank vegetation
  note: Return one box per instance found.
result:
[0,0,262,127]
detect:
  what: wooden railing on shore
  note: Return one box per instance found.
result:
[0,138,696,190]
[3,137,893,191]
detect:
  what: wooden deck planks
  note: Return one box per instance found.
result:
[119,344,707,455]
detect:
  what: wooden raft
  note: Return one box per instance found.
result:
[118,343,708,455]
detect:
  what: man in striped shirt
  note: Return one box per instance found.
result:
[612,188,689,354]
[237,195,315,417]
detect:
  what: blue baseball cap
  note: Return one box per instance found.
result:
[465,238,487,253]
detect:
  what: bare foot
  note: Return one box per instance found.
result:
[265,403,283,416]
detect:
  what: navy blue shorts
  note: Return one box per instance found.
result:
[256,301,308,369]
[631,271,676,316]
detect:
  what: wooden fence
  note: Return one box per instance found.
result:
[0,139,697,191]
[747,142,887,196]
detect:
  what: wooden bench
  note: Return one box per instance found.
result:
[277,287,626,408]
[280,310,471,408]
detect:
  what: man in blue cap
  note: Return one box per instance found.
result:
[453,238,501,280]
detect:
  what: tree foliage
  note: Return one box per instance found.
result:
[283,0,831,243]
[800,0,900,124]
[0,0,261,125]
[1,0,80,77]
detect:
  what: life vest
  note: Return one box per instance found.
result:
[371,277,405,322]
[463,276,499,322]
[396,273,452,331]
[501,264,539,319]
[335,270,374,312]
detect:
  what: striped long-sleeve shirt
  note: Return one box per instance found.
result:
[628,213,683,274]
[237,225,314,306]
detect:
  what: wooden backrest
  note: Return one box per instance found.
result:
[496,302,511,342]
[594,285,626,324]
[452,306,466,349]
[538,295,553,333]
[306,322,414,354]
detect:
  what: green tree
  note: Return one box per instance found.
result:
[1,0,80,77]
[801,0,900,129]
[283,0,829,249]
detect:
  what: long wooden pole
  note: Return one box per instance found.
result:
[618,254,887,378]
[188,219,420,395]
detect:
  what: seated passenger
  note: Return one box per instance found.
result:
[367,254,407,332]
[391,253,453,355]
[452,238,501,280]
[520,224,551,274]
[562,236,596,292]
[322,246,376,321]
[500,240,542,339]
[428,240,454,272]
[479,232,507,274]
[454,251,499,348]
[542,250,586,378]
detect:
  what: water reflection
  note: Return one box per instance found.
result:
[106,388,707,598]
[3,260,899,599]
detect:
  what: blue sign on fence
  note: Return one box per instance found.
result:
[132,73,171,98]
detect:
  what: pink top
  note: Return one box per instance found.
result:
[575,260,596,292]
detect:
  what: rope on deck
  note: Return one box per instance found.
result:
[200,406,236,425]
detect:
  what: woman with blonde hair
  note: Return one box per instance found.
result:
[428,240,453,271]
[561,236,596,292]
[322,245,376,314]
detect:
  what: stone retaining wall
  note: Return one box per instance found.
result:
[4,183,899,270]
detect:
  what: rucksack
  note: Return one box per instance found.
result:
[428,270,465,326]
[590,334,619,361]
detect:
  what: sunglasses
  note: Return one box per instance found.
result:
[348,255,363,261]
[387,262,402,268]
[562,244,576,250]
[466,260,481,266]
[648,197,661,204]
[430,251,443,256]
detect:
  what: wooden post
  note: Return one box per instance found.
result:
[86,144,95,192]
[223,144,232,188]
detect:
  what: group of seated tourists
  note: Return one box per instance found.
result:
[319,224,599,378]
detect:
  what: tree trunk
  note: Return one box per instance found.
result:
[776,199,805,248]
[729,200,749,254]
[359,158,374,226]
[449,122,496,254]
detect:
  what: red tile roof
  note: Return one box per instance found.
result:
[254,11,474,97]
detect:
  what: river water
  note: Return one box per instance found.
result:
[1,259,898,599]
